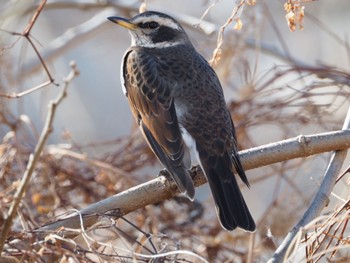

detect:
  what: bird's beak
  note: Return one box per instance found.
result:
[107,16,137,30]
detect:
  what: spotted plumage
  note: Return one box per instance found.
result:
[108,11,255,231]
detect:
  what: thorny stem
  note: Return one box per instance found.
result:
[0,62,79,254]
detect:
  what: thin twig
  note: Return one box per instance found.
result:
[0,80,52,99]
[209,0,246,65]
[22,0,47,35]
[0,62,79,253]
[0,0,58,99]
[21,0,56,86]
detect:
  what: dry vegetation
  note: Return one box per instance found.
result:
[0,1,349,262]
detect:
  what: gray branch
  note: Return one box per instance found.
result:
[35,129,350,234]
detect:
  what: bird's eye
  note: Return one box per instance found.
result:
[137,21,159,30]
[148,21,159,29]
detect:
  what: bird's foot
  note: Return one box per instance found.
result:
[158,169,173,181]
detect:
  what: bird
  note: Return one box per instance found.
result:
[108,11,255,232]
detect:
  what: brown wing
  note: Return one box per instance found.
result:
[122,48,194,200]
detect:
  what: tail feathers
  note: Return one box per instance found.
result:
[200,154,256,231]
[208,172,255,231]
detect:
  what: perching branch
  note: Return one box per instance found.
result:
[0,62,79,253]
[35,129,350,234]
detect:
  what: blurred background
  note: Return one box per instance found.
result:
[0,0,349,262]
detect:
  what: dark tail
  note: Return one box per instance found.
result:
[200,152,255,231]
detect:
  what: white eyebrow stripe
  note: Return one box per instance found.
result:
[132,40,184,48]
[132,15,181,30]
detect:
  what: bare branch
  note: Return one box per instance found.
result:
[209,0,246,65]
[0,0,57,99]
[0,80,52,99]
[35,129,350,233]
[22,0,47,35]
[0,62,79,252]
[17,8,117,79]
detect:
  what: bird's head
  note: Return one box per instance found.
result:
[108,11,191,48]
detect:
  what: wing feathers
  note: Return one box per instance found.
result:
[141,122,195,200]
[124,49,195,200]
